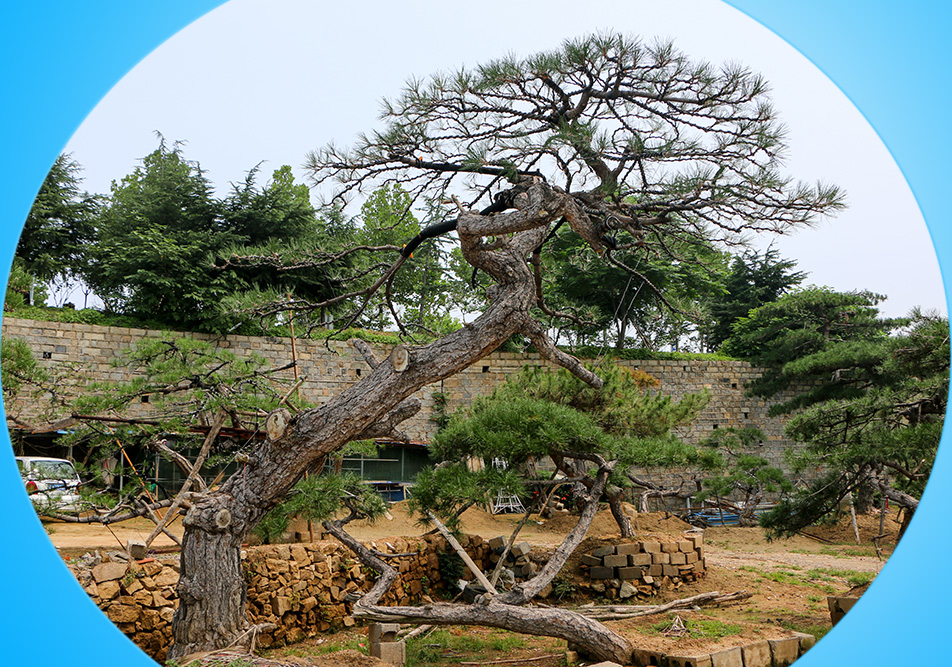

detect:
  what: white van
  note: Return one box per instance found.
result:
[16,456,83,513]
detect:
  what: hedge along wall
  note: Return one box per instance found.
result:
[2,317,806,482]
[72,532,494,662]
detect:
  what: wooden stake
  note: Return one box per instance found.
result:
[849,492,860,544]
[426,511,497,595]
[144,411,226,548]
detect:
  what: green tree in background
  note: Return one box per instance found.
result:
[722,287,895,412]
[759,310,948,538]
[356,184,462,334]
[722,288,948,538]
[77,138,352,333]
[15,153,100,304]
[543,230,730,351]
[703,248,806,351]
[81,138,235,330]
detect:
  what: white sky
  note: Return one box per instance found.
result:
[60,0,945,319]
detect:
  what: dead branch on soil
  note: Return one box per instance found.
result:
[460,655,562,666]
[576,590,752,621]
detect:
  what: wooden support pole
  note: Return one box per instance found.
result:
[145,411,226,548]
[426,511,497,595]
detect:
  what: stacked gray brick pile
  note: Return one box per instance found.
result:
[580,533,705,596]
[488,537,538,579]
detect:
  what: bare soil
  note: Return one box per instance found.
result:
[43,502,902,666]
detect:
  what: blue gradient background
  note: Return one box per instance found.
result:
[0,2,948,664]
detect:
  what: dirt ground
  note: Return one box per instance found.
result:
[43,501,901,666]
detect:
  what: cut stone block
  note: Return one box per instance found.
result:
[641,541,661,553]
[368,622,401,644]
[488,536,506,551]
[630,553,652,567]
[670,552,687,565]
[511,542,532,558]
[592,545,616,558]
[581,554,602,567]
[603,554,629,568]
[616,543,641,556]
[630,647,665,666]
[371,639,406,666]
[590,566,614,580]
[709,646,743,667]
[617,566,644,581]
[827,596,858,625]
[666,654,713,667]
[741,640,771,667]
[768,637,801,667]
[126,540,147,560]
[651,552,670,564]
[792,632,817,652]
[647,564,663,576]
[662,564,679,577]
[661,542,679,553]
[677,540,694,553]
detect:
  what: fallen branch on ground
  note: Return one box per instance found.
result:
[576,590,752,621]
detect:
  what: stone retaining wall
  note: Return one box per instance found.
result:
[71,533,492,662]
[631,633,816,667]
[3,317,806,480]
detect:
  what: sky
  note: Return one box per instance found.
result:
[59,0,946,319]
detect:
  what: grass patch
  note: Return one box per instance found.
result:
[777,619,832,643]
[406,628,530,666]
[645,616,744,640]
[262,633,366,660]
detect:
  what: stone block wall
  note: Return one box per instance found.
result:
[579,532,706,600]
[70,533,492,662]
[2,317,806,482]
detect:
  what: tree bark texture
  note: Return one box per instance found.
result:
[607,487,635,538]
[168,179,609,658]
[170,496,249,659]
[355,601,632,665]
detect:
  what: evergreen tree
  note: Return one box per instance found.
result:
[420,363,712,537]
[759,311,948,538]
[721,287,895,413]
[704,248,805,351]
[15,153,100,303]
[81,138,236,330]
[722,288,947,538]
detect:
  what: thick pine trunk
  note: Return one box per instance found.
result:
[166,179,610,658]
[169,496,251,660]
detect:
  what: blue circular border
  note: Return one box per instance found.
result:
[1,2,949,664]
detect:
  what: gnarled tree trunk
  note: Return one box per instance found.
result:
[325,459,634,665]
[167,179,610,660]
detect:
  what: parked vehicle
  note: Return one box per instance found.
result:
[16,456,83,513]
